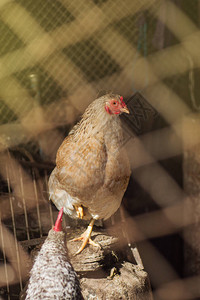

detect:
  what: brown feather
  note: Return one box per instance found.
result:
[48,94,131,221]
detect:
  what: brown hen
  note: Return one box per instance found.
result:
[48,94,131,254]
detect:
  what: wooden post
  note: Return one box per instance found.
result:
[67,227,153,300]
[20,226,153,300]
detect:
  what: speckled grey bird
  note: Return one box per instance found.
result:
[25,208,83,300]
[48,94,131,254]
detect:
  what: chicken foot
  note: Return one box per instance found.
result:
[71,218,100,255]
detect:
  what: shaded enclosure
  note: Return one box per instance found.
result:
[0,0,200,299]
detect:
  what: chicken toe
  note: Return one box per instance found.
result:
[71,219,100,254]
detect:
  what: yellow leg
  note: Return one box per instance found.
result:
[74,205,84,219]
[71,219,100,255]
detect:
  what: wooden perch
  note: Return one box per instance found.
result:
[20,226,152,300]
[67,226,152,299]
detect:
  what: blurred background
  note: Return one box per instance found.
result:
[0,0,200,299]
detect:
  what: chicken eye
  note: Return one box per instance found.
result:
[112,100,117,106]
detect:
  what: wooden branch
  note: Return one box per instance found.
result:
[20,226,153,299]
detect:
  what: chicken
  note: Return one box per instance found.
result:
[25,208,83,300]
[48,94,131,254]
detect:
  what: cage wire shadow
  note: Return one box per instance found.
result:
[0,0,200,299]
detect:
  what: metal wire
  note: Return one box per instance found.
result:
[0,218,10,300]
[32,169,43,238]
[44,170,54,228]
[19,166,30,241]
[6,164,23,291]
[0,0,200,299]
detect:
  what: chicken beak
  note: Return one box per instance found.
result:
[120,107,130,114]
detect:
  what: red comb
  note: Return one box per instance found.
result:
[53,208,63,232]
[120,96,126,108]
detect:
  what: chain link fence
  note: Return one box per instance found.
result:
[0,0,200,299]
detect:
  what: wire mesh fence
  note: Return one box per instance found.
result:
[0,0,200,299]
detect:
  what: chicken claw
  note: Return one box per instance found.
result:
[71,219,100,255]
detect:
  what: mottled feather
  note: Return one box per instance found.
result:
[25,230,83,300]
